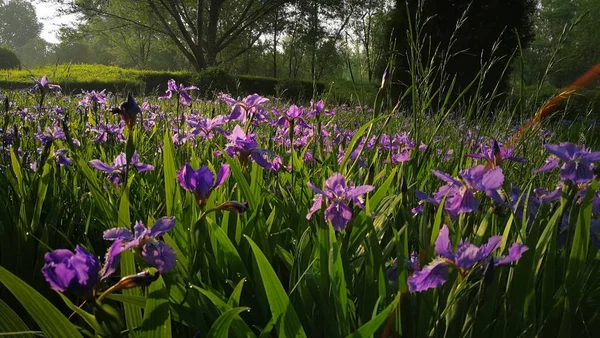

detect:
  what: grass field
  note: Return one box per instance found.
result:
[0,73,599,337]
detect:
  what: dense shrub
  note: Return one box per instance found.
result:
[193,68,236,96]
[237,75,279,96]
[0,64,375,104]
[0,47,21,69]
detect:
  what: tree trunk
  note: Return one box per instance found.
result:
[273,10,278,78]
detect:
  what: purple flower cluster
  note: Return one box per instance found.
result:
[406,225,528,292]
[307,173,374,231]
[415,165,504,219]
[533,142,600,184]
[90,151,154,185]
[159,79,198,106]
[103,217,177,274]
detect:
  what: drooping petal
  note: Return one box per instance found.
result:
[532,157,560,173]
[454,241,482,269]
[432,170,461,186]
[250,151,273,170]
[89,160,114,173]
[495,243,528,266]
[307,182,331,199]
[435,225,454,259]
[485,189,505,204]
[346,185,375,201]
[103,228,134,241]
[149,217,176,237]
[325,201,353,232]
[134,162,154,172]
[101,240,124,279]
[306,195,324,220]
[545,143,579,161]
[141,240,177,273]
[481,167,504,190]
[479,236,502,258]
[407,258,449,292]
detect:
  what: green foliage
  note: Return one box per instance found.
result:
[194,68,237,96]
[0,0,41,50]
[0,47,21,70]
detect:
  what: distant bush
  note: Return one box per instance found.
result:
[237,75,279,96]
[194,68,236,96]
[275,78,307,100]
[0,47,21,70]
[0,64,376,104]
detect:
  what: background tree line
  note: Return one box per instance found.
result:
[1,0,599,92]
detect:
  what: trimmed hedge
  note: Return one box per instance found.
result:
[0,64,377,104]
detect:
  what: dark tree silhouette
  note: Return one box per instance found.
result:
[384,0,536,102]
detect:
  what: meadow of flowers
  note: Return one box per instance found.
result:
[0,75,599,337]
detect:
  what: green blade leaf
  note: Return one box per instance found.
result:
[140,276,171,338]
[206,307,251,338]
[0,298,33,337]
[346,292,400,338]
[0,265,83,338]
[245,236,307,338]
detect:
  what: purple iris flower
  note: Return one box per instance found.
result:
[159,79,199,106]
[307,99,325,118]
[416,165,504,219]
[224,125,275,170]
[219,93,269,123]
[41,245,100,295]
[54,149,72,166]
[103,217,177,274]
[89,151,154,186]
[407,225,528,292]
[306,173,374,231]
[30,75,61,93]
[468,139,525,167]
[177,163,230,206]
[274,105,309,128]
[533,143,600,184]
[35,126,66,145]
[187,115,226,139]
[78,90,107,108]
[89,123,126,143]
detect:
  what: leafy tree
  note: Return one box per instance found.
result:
[384,0,536,101]
[525,0,600,87]
[0,0,42,50]
[50,0,290,71]
[0,46,20,69]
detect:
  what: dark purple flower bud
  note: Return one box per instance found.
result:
[215,201,249,214]
[177,163,230,206]
[112,94,140,130]
[42,246,100,295]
